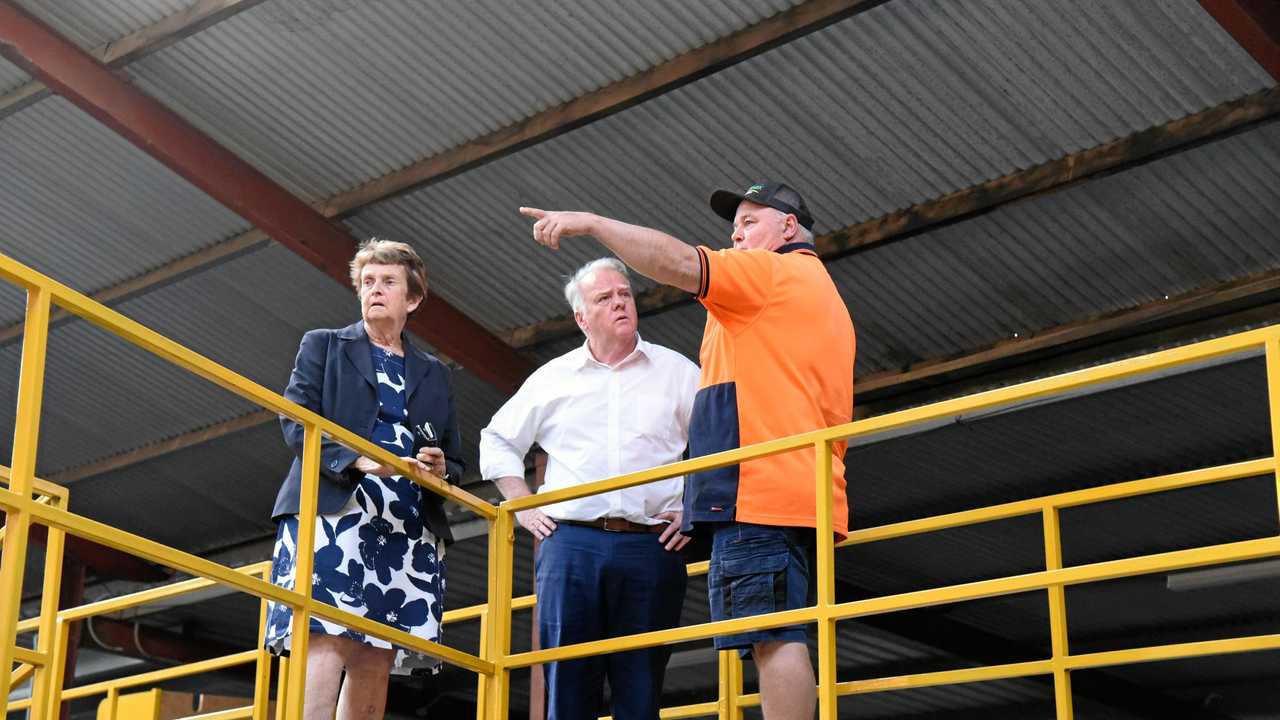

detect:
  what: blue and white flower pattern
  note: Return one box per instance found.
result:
[265,346,445,672]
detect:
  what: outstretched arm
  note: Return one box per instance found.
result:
[519,207,701,294]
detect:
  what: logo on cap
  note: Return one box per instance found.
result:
[746,184,764,196]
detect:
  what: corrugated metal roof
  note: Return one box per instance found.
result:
[345,0,1274,336]
[123,0,805,202]
[563,118,1280,379]
[531,107,1280,375]
[0,97,250,325]
[14,0,194,50]
[67,421,284,552]
[829,120,1280,376]
[0,54,28,95]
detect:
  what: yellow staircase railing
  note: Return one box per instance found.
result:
[4,250,1280,720]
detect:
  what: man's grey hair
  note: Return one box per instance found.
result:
[798,224,814,245]
[564,257,631,313]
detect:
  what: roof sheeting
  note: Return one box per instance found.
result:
[831,121,1280,375]
[14,0,194,50]
[345,0,1275,336]
[522,120,1280,376]
[0,52,28,94]
[0,97,250,325]
[123,0,806,202]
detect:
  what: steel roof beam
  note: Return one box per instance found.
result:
[1199,0,1280,81]
[29,523,169,582]
[0,1,531,392]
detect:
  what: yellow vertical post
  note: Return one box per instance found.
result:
[482,510,515,720]
[0,286,52,705]
[283,423,322,720]
[29,493,67,720]
[474,609,488,720]
[1265,336,1280,525]
[274,655,290,720]
[814,440,838,720]
[42,620,70,720]
[716,649,744,720]
[252,597,273,720]
[104,686,119,720]
[1043,506,1074,720]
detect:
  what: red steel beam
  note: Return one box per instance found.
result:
[1200,0,1280,81]
[29,524,169,582]
[0,2,530,392]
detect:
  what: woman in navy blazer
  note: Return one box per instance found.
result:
[264,239,464,719]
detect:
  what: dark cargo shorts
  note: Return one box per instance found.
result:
[708,522,816,657]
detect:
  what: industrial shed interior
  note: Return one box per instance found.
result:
[2,0,1280,718]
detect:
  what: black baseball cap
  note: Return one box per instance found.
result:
[709,181,815,230]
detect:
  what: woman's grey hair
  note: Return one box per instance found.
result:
[349,237,428,301]
[564,257,630,313]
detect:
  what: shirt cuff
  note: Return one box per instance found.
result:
[480,456,527,482]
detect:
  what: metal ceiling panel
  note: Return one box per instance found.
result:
[0,97,251,325]
[123,0,805,202]
[346,0,1274,336]
[526,110,1280,377]
[0,51,28,94]
[827,121,1280,376]
[66,421,284,553]
[13,0,194,50]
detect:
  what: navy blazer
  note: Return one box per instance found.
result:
[271,321,465,543]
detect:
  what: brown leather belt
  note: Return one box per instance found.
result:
[560,518,666,533]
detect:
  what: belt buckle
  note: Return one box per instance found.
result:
[600,517,626,532]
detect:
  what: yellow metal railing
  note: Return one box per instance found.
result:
[4,248,1280,720]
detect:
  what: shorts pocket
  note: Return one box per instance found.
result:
[718,540,789,619]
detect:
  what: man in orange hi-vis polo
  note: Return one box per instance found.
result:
[520,180,854,720]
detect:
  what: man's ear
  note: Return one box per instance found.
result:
[574,310,588,334]
[783,214,799,241]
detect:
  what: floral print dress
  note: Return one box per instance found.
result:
[265,344,445,672]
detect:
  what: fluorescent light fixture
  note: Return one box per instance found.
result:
[1166,559,1280,592]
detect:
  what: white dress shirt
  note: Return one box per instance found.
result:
[480,335,700,524]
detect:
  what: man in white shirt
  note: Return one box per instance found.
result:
[480,257,699,720]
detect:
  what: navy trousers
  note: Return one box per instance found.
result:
[536,523,687,720]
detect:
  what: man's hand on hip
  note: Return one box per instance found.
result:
[655,511,691,552]
[515,508,558,540]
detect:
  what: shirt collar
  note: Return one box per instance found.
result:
[775,241,817,256]
[576,333,649,370]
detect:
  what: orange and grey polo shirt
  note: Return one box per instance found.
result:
[683,241,855,539]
